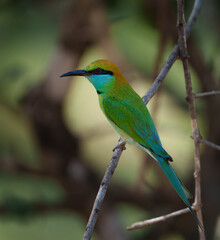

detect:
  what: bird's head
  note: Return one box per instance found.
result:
[60,59,127,95]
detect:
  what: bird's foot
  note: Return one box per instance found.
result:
[112,139,126,151]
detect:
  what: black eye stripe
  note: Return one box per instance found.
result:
[87,68,113,75]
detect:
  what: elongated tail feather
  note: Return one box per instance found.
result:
[157,157,204,231]
[177,175,193,199]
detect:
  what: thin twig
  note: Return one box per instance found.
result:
[127,207,193,231]
[82,0,203,239]
[143,0,203,104]
[177,0,205,238]
[194,90,220,98]
[83,142,124,240]
[199,138,220,151]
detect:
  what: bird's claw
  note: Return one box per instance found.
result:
[112,140,126,151]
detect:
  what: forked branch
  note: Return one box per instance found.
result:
[177,0,205,238]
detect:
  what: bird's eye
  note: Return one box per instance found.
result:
[95,68,102,74]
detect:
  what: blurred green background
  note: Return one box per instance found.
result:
[0,0,220,239]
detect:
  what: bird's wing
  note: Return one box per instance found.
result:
[102,96,170,160]
[102,96,204,229]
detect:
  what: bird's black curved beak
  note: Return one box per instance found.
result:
[60,70,88,78]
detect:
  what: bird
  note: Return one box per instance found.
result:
[60,59,204,230]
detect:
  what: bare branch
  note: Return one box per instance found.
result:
[142,0,203,105]
[127,207,192,231]
[83,141,124,240]
[194,91,220,98]
[177,0,205,237]
[199,138,220,151]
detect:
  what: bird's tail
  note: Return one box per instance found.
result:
[157,158,204,231]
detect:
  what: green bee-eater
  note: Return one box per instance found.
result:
[60,59,203,230]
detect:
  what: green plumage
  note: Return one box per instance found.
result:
[100,86,203,230]
[99,85,170,160]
